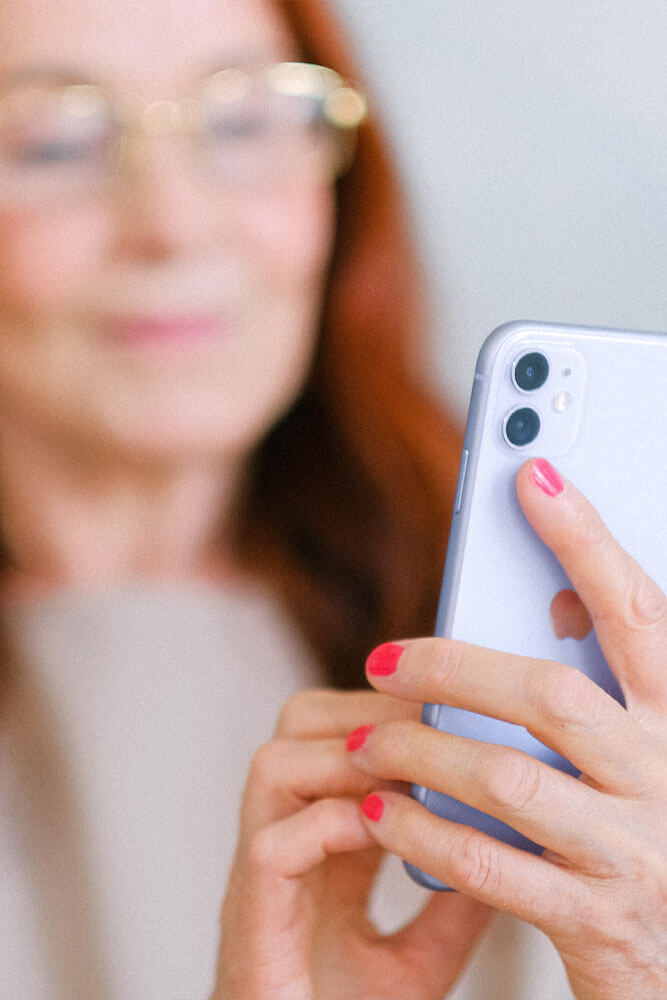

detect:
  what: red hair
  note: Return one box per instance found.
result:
[233,1,463,687]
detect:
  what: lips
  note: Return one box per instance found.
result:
[104,313,226,348]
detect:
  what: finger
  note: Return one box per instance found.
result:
[516,458,667,709]
[365,639,658,794]
[349,720,623,868]
[242,736,400,833]
[218,800,376,994]
[390,892,492,995]
[275,688,420,739]
[359,790,587,941]
[250,797,375,878]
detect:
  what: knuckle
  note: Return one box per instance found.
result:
[619,826,667,893]
[566,506,665,634]
[247,827,275,872]
[628,572,666,629]
[274,689,327,736]
[481,749,543,815]
[247,740,280,791]
[535,664,601,735]
[448,830,501,895]
[598,565,665,634]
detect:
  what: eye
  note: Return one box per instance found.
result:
[203,90,324,146]
[207,108,273,143]
[0,86,118,171]
[9,134,102,165]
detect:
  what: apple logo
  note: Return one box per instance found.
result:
[550,589,593,640]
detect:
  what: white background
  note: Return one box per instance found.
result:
[333,0,667,414]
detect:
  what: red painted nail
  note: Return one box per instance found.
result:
[346,724,374,752]
[366,642,403,676]
[361,794,384,821]
[531,458,564,497]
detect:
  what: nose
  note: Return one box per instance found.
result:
[111,131,221,262]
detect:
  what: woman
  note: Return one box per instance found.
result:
[206,7,666,1000]
[1,3,663,1000]
[0,0,461,996]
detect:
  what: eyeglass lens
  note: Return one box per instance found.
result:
[0,72,343,201]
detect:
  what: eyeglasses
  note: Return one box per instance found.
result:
[0,62,367,205]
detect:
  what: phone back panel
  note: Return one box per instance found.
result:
[406,321,667,890]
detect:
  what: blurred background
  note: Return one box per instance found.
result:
[334,0,667,416]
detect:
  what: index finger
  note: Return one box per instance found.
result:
[274,688,420,739]
[363,639,656,793]
[516,458,667,710]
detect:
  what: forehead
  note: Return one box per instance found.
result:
[0,0,297,93]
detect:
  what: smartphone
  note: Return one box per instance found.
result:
[405,320,667,891]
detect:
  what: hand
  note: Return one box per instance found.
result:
[347,458,667,1000]
[212,689,491,1000]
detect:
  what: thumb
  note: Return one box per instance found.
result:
[516,458,667,710]
[390,893,493,995]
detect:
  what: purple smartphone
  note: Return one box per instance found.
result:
[405,320,667,890]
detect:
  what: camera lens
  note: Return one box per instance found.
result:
[513,352,549,391]
[505,407,541,447]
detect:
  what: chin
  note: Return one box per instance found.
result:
[96,399,284,468]
[99,422,247,466]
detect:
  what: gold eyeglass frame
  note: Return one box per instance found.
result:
[0,62,368,198]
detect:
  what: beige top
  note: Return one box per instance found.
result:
[0,582,575,999]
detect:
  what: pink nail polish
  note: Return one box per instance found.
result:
[346,724,374,752]
[366,642,403,676]
[361,794,384,821]
[531,458,564,497]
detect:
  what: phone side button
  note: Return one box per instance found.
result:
[454,448,469,514]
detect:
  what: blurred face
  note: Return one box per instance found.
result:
[0,0,335,465]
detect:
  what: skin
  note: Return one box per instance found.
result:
[0,0,335,593]
[214,458,666,1000]
[3,4,664,997]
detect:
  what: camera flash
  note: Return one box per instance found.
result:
[552,391,572,413]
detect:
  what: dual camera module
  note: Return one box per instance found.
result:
[504,352,549,447]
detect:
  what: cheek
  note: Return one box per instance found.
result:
[0,207,105,316]
[236,183,335,288]
[213,185,334,449]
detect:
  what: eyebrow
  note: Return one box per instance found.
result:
[200,45,301,76]
[1,46,302,94]
[1,64,93,89]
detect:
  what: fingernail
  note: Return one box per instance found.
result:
[366,642,403,676]
[531,458,564,497]
[361,793,384,821]
[347,724,374,751]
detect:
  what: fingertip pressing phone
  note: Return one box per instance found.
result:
[405,320,667,891]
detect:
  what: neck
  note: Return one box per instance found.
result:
[0,421,243,601]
